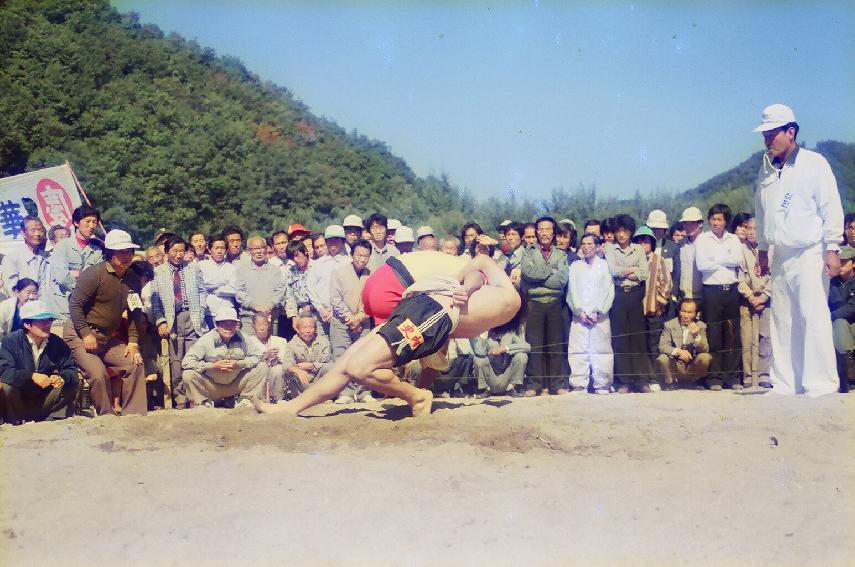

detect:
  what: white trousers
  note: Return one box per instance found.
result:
[769,244,838,396]
[567,316,614,390]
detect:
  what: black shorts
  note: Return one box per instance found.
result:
[376,294,453,367]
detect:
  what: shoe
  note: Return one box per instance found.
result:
[540,388,550,396]
[476,389,491,399]
[438,391,451,399]
[506,387,523,397]
[555,388,569,395]
[594,388,610,395]
[198,400,214,409]
[758,382,773,389]
[523,389,537,398]
[731,383,744,391]
[569,386,586,394]
[637,383,651,393]
[334,395,354,404]
[709,384,723,391]
[234,398,253,409]
[358,393,376,403]
[649,383,662,392]
[617,385,630,394]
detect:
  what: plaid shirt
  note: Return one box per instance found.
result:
[284,263,311,318]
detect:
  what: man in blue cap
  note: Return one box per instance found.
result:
[0,300,78,424]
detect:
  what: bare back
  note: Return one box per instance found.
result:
[397,251,469,282]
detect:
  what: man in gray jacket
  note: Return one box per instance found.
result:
[519,216,568,396]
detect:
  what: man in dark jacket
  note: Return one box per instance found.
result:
[0,300,78,424]
[829,246,855,392]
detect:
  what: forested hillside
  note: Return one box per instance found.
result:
[1,0,852,243]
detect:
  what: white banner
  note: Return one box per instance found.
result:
[0,164,83,256]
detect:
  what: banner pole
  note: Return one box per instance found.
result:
[66,161,107,235]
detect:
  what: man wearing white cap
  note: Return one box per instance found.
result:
[64,229,148,415]
[182,306,267,408]
[752,103,844,395]
[416,226,437,252]
[645,209,677,268]
[305,225,351,335]
[394,226,415,254]
[0,300,78,423]
[672,207,705,312]
[342,214,364,251]
[386,218,401,247]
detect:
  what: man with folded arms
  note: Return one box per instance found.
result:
[0,300,78,424]
[64,229,147,416]
[182,307,267,408]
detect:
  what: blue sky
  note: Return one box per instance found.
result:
[113,1,855,200]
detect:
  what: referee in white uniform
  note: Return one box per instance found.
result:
[753,103,844,396]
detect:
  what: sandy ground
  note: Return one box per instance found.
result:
[1,390,853,567]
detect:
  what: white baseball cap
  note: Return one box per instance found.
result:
[215,307,240,322]
[20,300,56,321]
[104,229,140,250]
[645,209,669,229]
[324,224,346,240]
[395,226,414,243]
[342,214,363,228]
[558,219,576,230]
[387,219,401,231]
[752,103,797,132]
[416,225,434,240]
[679,207,704,222]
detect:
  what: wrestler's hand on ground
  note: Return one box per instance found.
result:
[82,334,98,353]
[32,372,52,388]
[125,343,143,365]
[824,250,841,277]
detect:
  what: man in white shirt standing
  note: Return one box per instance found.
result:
[694,204,744,391]
[753,103,844,396]
[198,234,236,322]
[305,225,351,336]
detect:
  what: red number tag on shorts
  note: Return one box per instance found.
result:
[397,319,424,350]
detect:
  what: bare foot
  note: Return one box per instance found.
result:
[250,396,297,416]
[410,389,433,418]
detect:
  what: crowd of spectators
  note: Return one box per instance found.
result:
[0,104,852,423]
[0,202,852,425]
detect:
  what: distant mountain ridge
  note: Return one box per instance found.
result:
[1,0,852,243]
